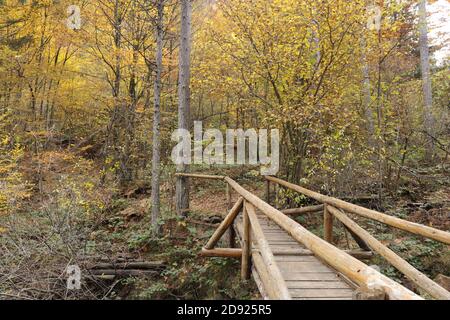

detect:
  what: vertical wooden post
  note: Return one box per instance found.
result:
[226,183,231,210]
[265,180,270,204]
[274,183,278,208]
[229,227,236,248]
[241,203,251,280]
[324,204,333,243]
[226,182,236,247]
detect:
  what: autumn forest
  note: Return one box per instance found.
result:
[0,0,449,301]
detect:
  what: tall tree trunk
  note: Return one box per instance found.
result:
[361,36,375,143]
[113,0,122,102]
[111,0,125,181]
[376,30,384,207]
[151,0,164,234]
[418,0,435,159]
[176,0,192,216]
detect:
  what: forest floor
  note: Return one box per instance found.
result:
[0,148,449,300]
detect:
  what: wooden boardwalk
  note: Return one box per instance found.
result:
[235,213,355,300]
[178,173,450,300]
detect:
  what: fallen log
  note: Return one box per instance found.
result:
[90,261,165,270]
[88,275,116,281]
[89,269,158,276]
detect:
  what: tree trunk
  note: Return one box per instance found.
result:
[151,0,164,235]
[361,36,375,142]
[418,0,435,159]
[175,0,192,216]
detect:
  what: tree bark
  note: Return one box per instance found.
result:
[418,0,435,159]
[176,0,192,216]
[360,36,375,140]
[151,0,165,234]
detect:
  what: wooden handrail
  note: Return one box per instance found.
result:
[251,252,278,299]
[323,204,333,243]
[225,177,422,300]
[266,176,450,245]
[245,202,291,300]
[175,173,225,180]
[328,206,450,300]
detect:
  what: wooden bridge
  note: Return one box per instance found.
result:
[177,173,450,300]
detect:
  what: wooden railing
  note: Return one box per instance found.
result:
[266,176,450,245]
[265,176,450,300]
[175,173,450,300]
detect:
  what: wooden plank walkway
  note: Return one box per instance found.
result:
[180,173,442,299]
[235,212,356,300]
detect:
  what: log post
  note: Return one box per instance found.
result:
[229,226,236,248]
[241,203,251,280]
[226,183,231,211]
[265,180,270,204]
[323,204,333,243]
[226,183,235,247]
[274,183,278,208]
